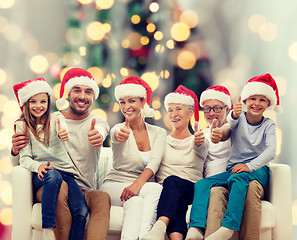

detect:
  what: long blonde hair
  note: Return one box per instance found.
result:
[15,94,51,147]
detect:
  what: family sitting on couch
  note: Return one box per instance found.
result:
[11,68,281,240]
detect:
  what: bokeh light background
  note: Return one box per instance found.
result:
[1,0,297,239]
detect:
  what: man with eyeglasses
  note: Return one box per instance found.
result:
[195,85,264,240]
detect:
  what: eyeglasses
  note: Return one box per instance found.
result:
[201,105,227,113]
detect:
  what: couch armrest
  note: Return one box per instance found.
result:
[268,163,293,240]
[12,166,33,240]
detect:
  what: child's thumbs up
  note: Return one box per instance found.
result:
[57,118,62,131]
[57,118,68,141]
[232,96,242,119]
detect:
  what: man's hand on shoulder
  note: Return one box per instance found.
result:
[11,131,29,156]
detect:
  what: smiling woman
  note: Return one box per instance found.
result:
[141,85,208,240]
[100,76,167,240]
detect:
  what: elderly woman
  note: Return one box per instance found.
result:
[141,85,209,240]
[100,76,167,240]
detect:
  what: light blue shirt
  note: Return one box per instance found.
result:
[227,111,276,172]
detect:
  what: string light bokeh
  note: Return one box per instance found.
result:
[0,0,297,239]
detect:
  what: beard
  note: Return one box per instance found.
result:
[69,99,91,115]
[70,105,89,115]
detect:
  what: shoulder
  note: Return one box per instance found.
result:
[262,117,276,131]
[263,117,275,125]
[15,119,25,131]
[50,111,62,121]
[89,113,108,123]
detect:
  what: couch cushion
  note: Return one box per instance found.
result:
[31,203,42,230]
[109,206,124,233]
[260,201,276,229]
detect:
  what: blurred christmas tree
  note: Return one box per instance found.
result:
[50,0,212,131]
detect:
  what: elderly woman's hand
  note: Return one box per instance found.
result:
[193,122,205,146]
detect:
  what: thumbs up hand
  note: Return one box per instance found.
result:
[115,117,131,143]
[193,122,204,146]
[232,96,242,119]
[88,118,103,148]
[210,119,223,144]
[57,118,68,141]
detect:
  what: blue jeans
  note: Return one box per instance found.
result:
[33,169,88,240]
[189,166,269,231]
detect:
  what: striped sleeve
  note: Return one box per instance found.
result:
[16,121,41,173]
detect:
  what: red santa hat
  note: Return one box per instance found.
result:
[241,73,282,113]
[56,68,99,107]
[200,85,233,110]
[114,76,155,118]
[164,85,199,122]
[13,78,53,111]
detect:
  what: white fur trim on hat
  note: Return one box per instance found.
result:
[241,82,277,107]
[65,76,99,99]
[18,81,53,106]
[164,92,195,110]
[115,83,147,101]
[200,89,232,109]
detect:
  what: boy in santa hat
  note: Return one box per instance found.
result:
[199,85,266,240]
[186,73,280,240]
[11,68,111,240]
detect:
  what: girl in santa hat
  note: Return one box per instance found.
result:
[141,85,209,240]
[13,78,88,240]
[100,76,167,240]
[186,73,281,240]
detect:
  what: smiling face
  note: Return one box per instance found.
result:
[202,99,228,128]
[119,96,146,122]
[167,103,193,131]
[244,94,270,121]
[68,85,94,117]
[28,93,49,123]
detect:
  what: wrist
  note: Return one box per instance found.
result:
[231,111,238,119]
[11,148,19,156]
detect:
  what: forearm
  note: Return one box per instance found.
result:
[246,145,276,171]
[193,138,209,159]
[134,168,154,187]
[220,125,231,141]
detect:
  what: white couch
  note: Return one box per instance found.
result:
[12,147,293,240]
